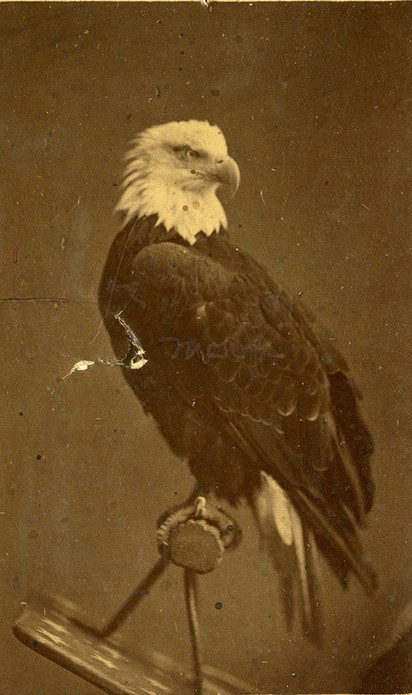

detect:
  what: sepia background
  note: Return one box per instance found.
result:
[1,2,411,693]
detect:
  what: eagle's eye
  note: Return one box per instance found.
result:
[183,146,200,161]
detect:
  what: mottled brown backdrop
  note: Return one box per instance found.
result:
[1,2,411,694]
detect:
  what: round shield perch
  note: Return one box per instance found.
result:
[168,518,225,573]
[157,495,242,572]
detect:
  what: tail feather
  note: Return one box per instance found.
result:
[289,506,324,642]
[328,371,375,514]
[302,526,324,642]
[252,472,324,644]
[293,486,377,593]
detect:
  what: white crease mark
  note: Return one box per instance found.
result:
[50,196,81,224]
[61,313,147,382]
[59,355,130,381]
[61,360,96,379]
[115,312,148,370]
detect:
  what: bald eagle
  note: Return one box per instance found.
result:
[99,120,376,641]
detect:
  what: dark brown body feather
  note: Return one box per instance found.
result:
[99,215,376,636]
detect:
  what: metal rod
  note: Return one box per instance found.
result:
[184,569,204,695]
[99,555,167,638]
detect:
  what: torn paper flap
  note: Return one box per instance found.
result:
[61,360,96,380]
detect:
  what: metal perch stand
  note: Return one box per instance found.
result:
[14,495,242,695]
[185,570,203,695]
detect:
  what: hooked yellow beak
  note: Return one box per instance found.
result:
[213,156,240,197]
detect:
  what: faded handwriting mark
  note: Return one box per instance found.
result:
[2,247,19,265]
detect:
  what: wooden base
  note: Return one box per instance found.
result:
[13,594,251,695]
